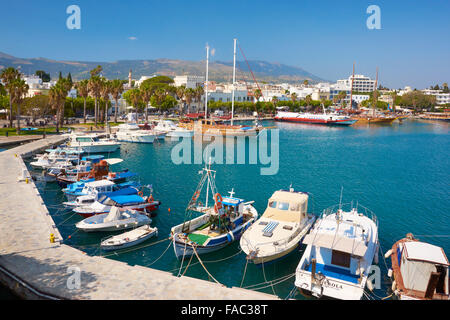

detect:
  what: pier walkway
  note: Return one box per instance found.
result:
[0,135,277,300]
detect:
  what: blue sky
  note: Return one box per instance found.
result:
[1,0,449,89]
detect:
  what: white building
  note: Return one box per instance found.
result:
[135,75,157,87]
[338,74,377,92]
[422,89,450,105]
[174,75,204,89]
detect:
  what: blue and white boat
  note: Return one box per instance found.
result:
[294,202,379,300]
[170,163,258,259]
[63,179,140,203]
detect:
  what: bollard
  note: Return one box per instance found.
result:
[50,233,55,243]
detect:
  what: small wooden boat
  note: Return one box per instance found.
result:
[75,206,151,232]
[170,163,258,259]
[100,225,158,251]
[387,233,449,300]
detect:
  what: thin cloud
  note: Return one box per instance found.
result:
[128,36,138,41]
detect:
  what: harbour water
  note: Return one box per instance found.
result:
[31,119,450,300]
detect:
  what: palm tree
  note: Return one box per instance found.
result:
[110,80,124,123]
[100,79,111,124]
[129,89,142,110]
[60,77,73,126]
[175,85,186,114]
[194,85,204,112]
[184,88,195,114]
[11,79,29,134]
[49,79,71,133]
[140,82,155,121]
[88,75,103,127]
[0,67,20,128]
[253,89,262,103]
[75,79,89,123]
[304,94,312,110]
[290,92,297,104]
[303,79,309,86]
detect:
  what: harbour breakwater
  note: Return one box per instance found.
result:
[0,135,277,300]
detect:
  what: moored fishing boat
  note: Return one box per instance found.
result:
[240,188,316,264]
[100,225,158,251]
[170,163,258,259]
[294,202,379,300]
[73,193,160,218]
[386,233,449,300]
[75,206,151,232]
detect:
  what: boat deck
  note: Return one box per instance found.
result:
[306,263,360,284]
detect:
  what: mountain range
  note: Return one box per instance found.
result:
[0,51,326,84]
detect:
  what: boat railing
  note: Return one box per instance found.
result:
[320,202,378,227]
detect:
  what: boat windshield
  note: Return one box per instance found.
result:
[269,201,290,210]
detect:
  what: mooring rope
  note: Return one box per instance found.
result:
[192,245,224,287]
[240,258,249,288]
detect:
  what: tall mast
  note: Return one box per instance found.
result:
[373,67,379,116]
[231,38,237,126]
[350,62,355,110]
[204,44,209,120]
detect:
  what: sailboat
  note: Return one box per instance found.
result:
[190,40,265,138]
[170,161,258,258]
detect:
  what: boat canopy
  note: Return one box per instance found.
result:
[104,206,121,223]
[403,242,449,266]
[108,194,144,206]
[262,190,309,223]
[222,197,244,207]
[82,155,104,162]
[303,233,368,257]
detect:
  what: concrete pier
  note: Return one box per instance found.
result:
[0,136,277,300]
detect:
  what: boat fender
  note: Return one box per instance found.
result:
[366,279,374,292]
[387,269,393,278]
[227,231,235,243]
[391,280,397,291]
[384,249,392,259]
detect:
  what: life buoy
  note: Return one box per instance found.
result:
[192,191,200,202]
[148,195,154,203]
[214,193,223,203]
[138,191,143,197]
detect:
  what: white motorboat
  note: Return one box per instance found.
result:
[75,206,151,232]
[115,123,156,144]
[240,188,316,264]
[294,202,379,300]
[66,133,121,153]
[100,225,158,251]
[154,120,193,139]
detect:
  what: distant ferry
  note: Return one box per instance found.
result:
[274,111,357,126]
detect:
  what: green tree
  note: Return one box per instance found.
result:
[0,67,21,127]
[35,70,51,82]
[75,79,89,123]
[11,78,29,134]
[88,73,103,126]
[110,79,125,123]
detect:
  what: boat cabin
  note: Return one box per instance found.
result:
[395,241,449,299]
[262,190,309,224]
[82,180,116,197]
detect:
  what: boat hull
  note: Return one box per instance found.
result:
[274,117,356,126]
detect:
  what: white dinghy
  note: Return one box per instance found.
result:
[100,225,158,251]
[75,206,151,232]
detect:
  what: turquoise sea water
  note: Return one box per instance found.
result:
[32,119,450,300]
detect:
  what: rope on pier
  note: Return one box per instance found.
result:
[192,245,224,287]
[240,259,249,288]
[180,249,195,277]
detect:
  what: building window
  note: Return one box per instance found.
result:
[331,250,351,268]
